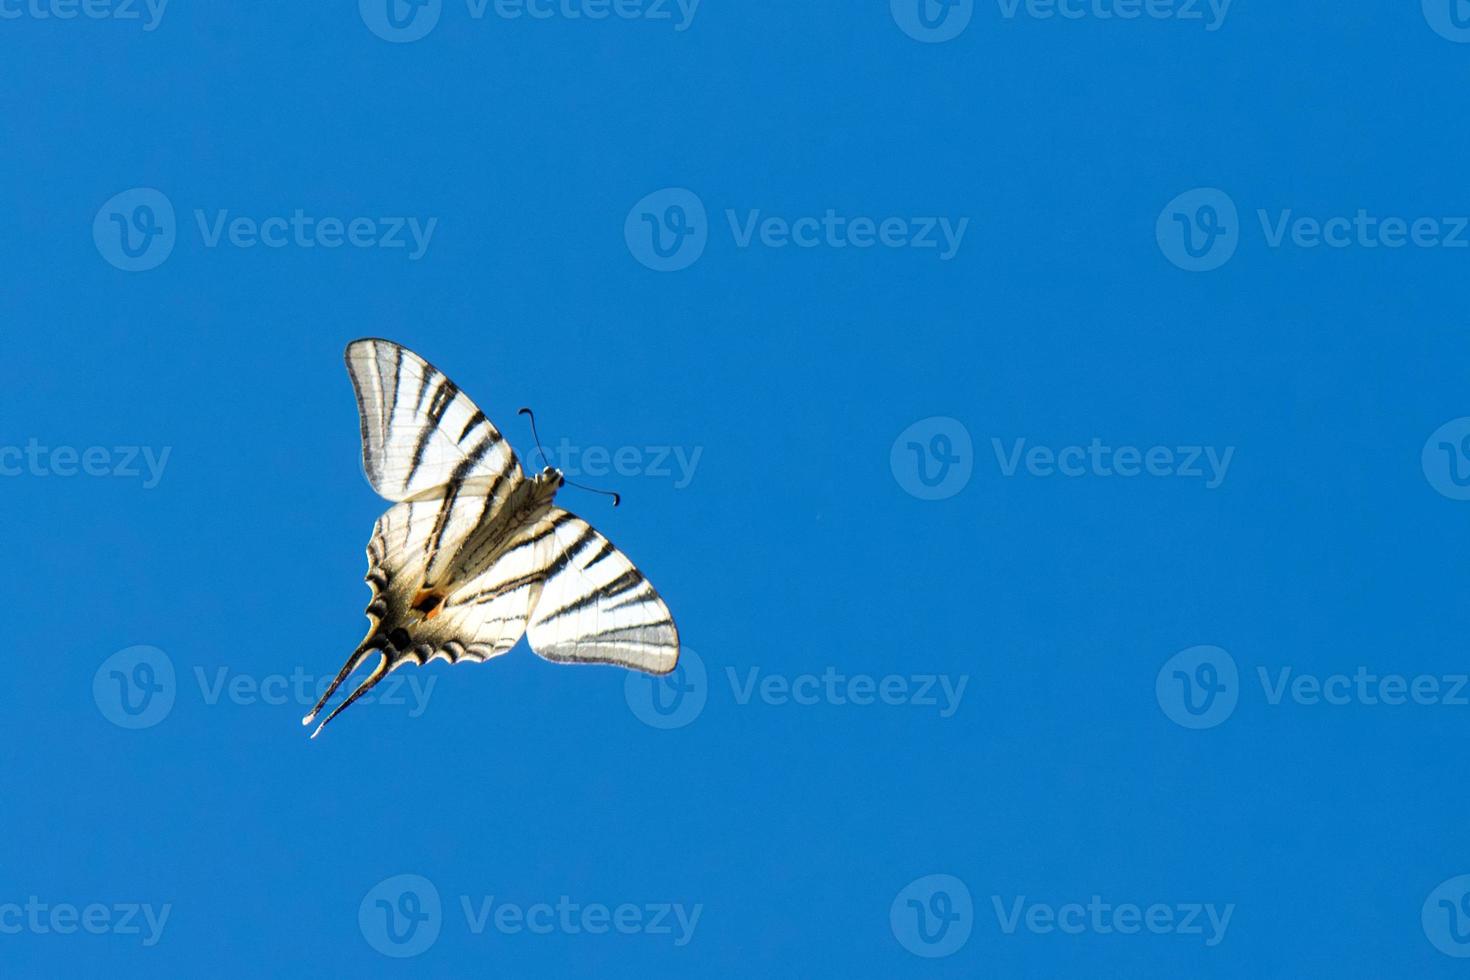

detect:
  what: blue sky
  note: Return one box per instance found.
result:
[5,2,1470,976]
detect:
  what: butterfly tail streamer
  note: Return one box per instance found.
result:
[308,651,396,739]
[302,636,383,732]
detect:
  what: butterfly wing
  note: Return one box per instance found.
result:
[362,482,552,664]
[311,340,677,736]
[305,487,557,736]
[345,337,524,502]
[525,508,680,674]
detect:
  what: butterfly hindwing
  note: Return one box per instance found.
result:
[366,480,553,664]
[345,337,524,502]
[526,508,679,674]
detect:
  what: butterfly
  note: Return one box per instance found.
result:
[303,338,679,737]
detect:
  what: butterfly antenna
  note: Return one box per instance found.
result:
[517,406,552,469]
[518,407,622,507]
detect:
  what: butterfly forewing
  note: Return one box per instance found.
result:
[345,338,524,502]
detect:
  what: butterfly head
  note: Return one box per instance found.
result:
[527,467,564,511]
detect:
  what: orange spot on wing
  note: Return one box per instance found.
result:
[411,588,447,621]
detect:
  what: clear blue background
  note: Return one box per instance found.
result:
[3,2,1470,976]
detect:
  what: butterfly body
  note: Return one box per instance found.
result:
[303,340,679,738]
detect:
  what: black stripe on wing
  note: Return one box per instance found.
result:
[344,338,524,502]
